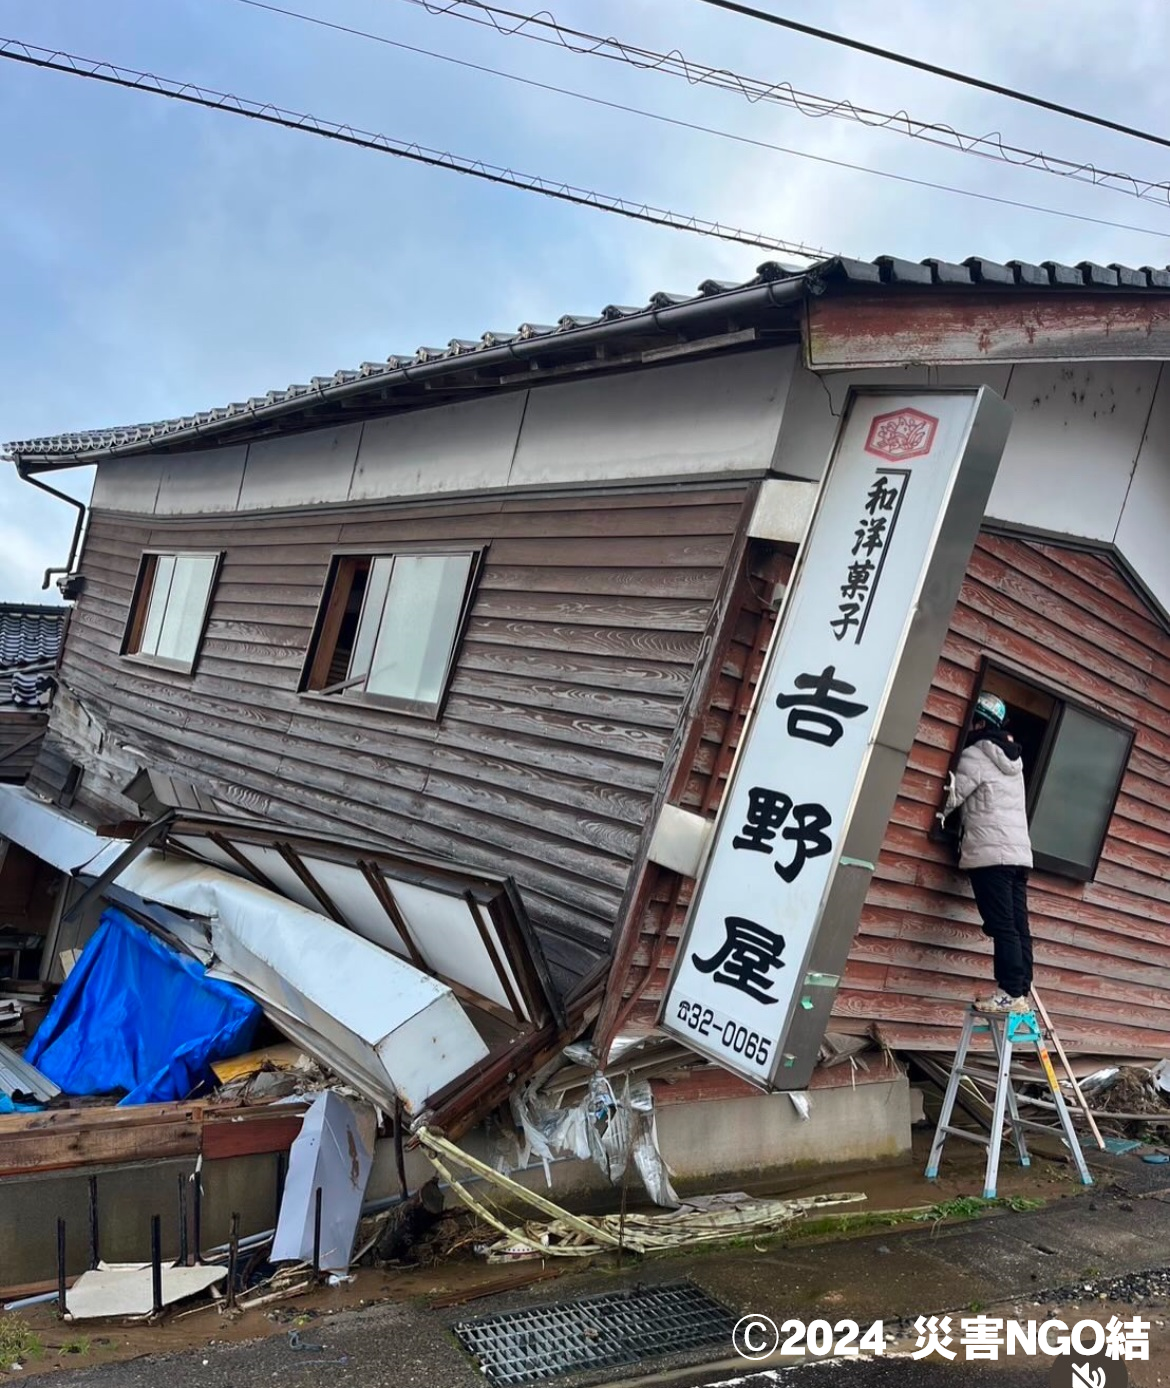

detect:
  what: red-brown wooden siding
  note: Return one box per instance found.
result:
[611,534,1170,1058]
[37,485,753,994]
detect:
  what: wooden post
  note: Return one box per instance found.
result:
[1031,987,1106,1151]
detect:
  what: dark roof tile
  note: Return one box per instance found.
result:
[10,250,1170,463]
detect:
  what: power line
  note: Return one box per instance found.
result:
[0,37,831,259]
[397,0,1170,209]
[232,0,1170,242]
[692,0,1170,157]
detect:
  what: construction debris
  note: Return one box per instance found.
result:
[0,1041,58,1104]
[64,1263,225,1321]
[511,1071,679,1208]
[418,1126,865,1262]
[372,1177,445,1263]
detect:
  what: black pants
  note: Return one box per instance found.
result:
[968,865,1033,998]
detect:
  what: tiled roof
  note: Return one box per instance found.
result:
[6,253,1170,464]
[0,606,66,708]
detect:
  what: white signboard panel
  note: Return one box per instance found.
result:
[660,388,1012,1089]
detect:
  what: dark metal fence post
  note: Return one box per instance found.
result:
[150,1215,163,1317]
[87,1175,100,1270]
[311,1187,323,1280]
[393,1101,409,1201]
[226,1213,240,1310]
[56,1217,67,1317]
[191,1170,202,1265]
[275,1151,287,1229]
[177,1173,189,1267]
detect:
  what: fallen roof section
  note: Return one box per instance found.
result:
[89,809,562,1028]
[112,849,492,1117]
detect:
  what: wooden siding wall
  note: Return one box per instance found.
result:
[0,713,47,784]
[597,540,794,1049]
[613,534,1170,1058]
[40,486,752,993]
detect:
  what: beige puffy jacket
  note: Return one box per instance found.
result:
[944,735,1034,872]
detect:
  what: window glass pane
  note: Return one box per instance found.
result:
[365,553,472,703]
[139,555,176,657]
[348,557,393,685]
[1029,706,1131,872]
[155,554,217,664]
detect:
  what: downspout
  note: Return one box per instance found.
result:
[14,461,87,592]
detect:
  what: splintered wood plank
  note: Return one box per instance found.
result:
[0,1106,204,1176]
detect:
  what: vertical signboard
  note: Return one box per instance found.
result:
[659,388,1012,1091]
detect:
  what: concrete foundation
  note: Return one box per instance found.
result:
[2,1065,910,1290]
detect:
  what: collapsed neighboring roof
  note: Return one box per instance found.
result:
[0,605,66,707]
[8,253,1170,467]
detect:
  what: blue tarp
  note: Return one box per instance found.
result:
[25,907,261,1105]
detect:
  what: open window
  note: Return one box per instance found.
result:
[301,549,483,717]
[121,551,222,673]
[939,660,1134,882]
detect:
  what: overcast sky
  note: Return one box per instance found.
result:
[3,0,1170,603]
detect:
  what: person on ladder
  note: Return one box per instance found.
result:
[941,691,1034,1016]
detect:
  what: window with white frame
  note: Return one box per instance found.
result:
[122,551,222,672]
[302,550,482,716]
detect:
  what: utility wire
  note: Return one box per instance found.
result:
[232,0,1170,243]
[693,0,1170,157]
[397,0,1170,209]
[0,37,831,259]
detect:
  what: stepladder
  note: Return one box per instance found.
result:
[925,1005,1094,1200]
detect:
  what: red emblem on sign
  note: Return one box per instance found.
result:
[864,408,938,461]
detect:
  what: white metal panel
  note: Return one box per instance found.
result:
[648,804,713,878]
[508,348,795,487]
[90,456,164,515]
[986,362,1159,541]
[298,855,409,955]
[168,835,248,876]
[390,878,513,1013]
[1114,365,1170,619]
[349,391,524,501]
[65,1265,226,1320]
[236,423,362,510]
[0,785,122,874]
[748,478,817,543]
[774,363,1013,483]
[152,447,247,515]
[271,1091,373,1271]
[228,843,322,912]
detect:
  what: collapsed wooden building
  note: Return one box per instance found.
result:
[2,253,1170,1215]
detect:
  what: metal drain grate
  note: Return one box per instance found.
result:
[453,1280,735,1385]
